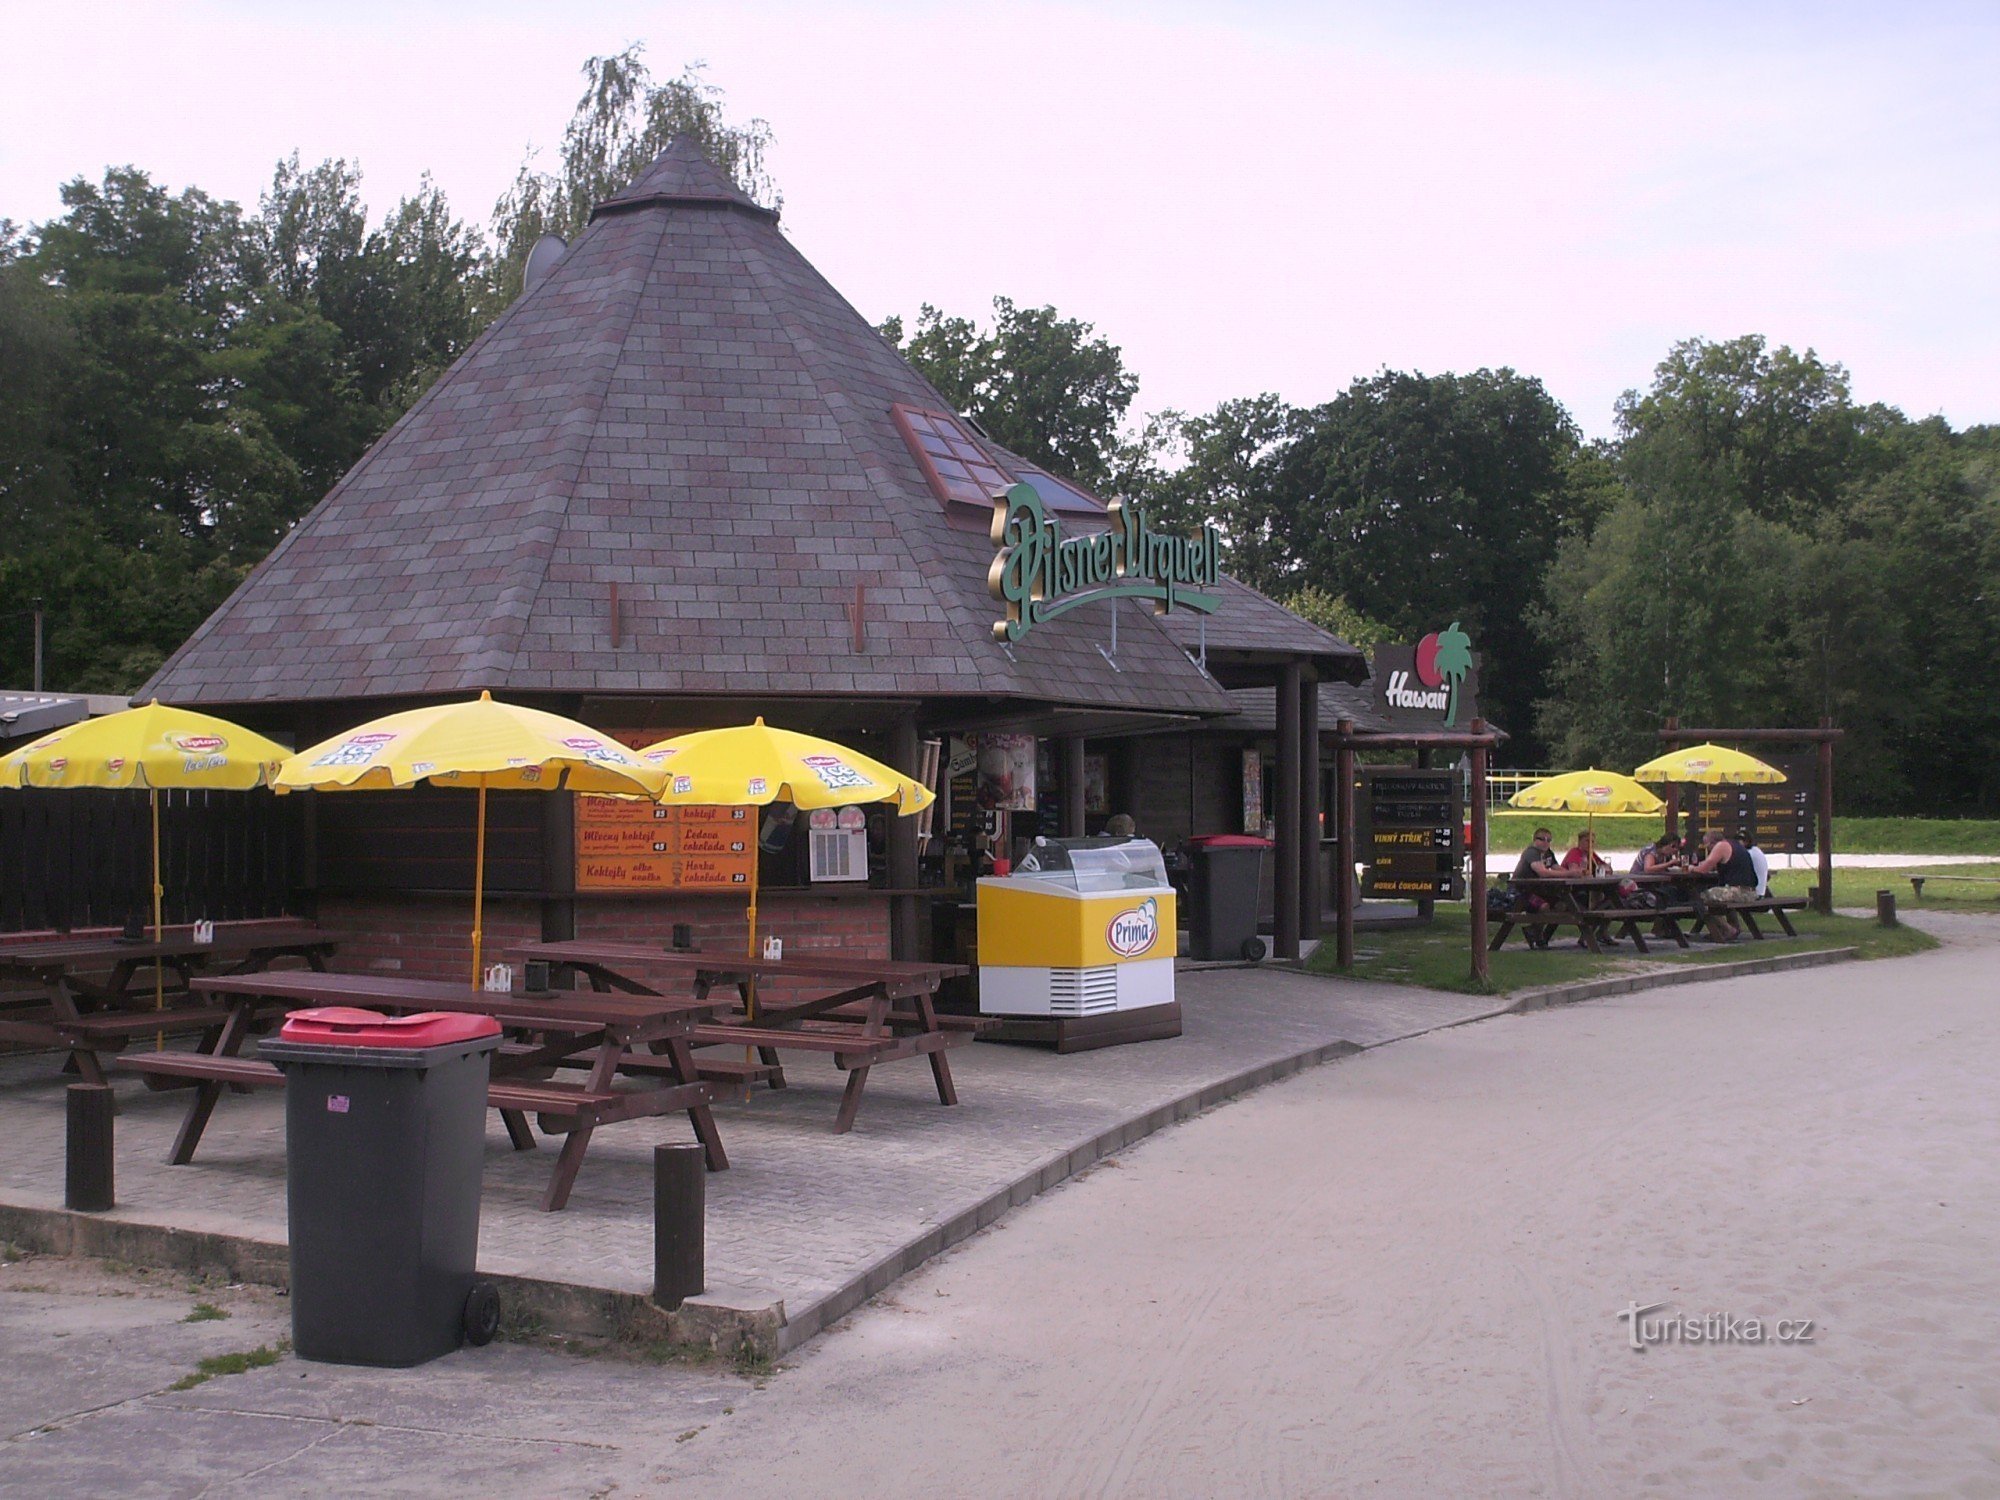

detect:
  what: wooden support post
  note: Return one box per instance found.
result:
[1875,890,1897,927]
[1470,720,1490,986]
[67,1083,114,1212]
[1061,735,1087,839]
[1663,715,1680,840]
[1414,746,1436,924]
[1335,720,1356,970]
[1275,663,1302,960]
[1300,676,1322,939]
[1817,719,1836,916]
[653,1143,705,1309]
[889,712,922,960]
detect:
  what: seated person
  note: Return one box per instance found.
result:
[1510,827,1560,949]
[1687,830,1760,939]
[1558,829,1626,942]
[1560,829,1611,876]
[1631,834,1682,875]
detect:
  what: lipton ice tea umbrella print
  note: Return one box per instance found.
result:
[0,702,291,1016]
[277,693,667,985]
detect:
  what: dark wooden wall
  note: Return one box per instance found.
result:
[0,788,296,933]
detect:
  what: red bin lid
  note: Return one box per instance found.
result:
[278,1006,500,1048]
[1186,834,1273,848]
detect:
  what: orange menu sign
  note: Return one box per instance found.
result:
[576,796,756,891]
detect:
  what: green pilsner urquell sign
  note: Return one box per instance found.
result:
[988,482,1223,643]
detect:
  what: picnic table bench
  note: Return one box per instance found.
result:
[125,971,729,1210]
[1492,875,1701,954]
[512,941,984,1135]
[1909,874,2000,900]
[0,921,340,1085]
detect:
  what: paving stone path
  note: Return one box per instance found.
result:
[0,965,1505,1341]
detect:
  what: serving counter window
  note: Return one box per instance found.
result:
[977,837,1176,1018]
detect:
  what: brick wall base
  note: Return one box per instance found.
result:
[313,893,892,985]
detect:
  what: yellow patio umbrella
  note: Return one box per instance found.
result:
[1633,742,1785,843]
[1632,743,1786,785]
[637,719,934,1018]
[278,692,666,985]
[0,702,290,1012]
[1508,768,1664,862]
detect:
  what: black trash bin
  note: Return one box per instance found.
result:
[261,1006,504,1367]
[1184,834,1273,961]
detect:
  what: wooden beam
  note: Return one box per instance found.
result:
[1300,676,1322,939]
[1275,662,1302,960]
[1061,735,1087,839]
[1470,719,1490,985]
[1657,726,1845,743]
[889,712,921,959]
[1816,717,1836,915]
[1335,719,1355,970]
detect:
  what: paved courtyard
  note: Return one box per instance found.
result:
[0,963,1507,1346]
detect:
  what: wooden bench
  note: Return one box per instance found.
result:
[1909,875,2000,900]
[1718,895,1809,939]
[114,1051,282,1091]
[1490,907,1693,954]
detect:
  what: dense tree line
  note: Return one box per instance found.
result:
[2,50,1992,812]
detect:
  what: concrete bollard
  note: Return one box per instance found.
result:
[1876,890,1898,927]
[654,1143,705,1308]
[66,1083,115,1212]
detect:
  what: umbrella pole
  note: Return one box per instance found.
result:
[471,775,488,989]
[151,787,165,1047]
[745,847,761,1026]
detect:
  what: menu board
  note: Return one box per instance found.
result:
[1682,751,1816,853]
[575,796,756,891]
[1358,767,1464,899]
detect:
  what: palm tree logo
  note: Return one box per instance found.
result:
[1435,622,1473,727]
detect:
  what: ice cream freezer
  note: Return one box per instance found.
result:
[977,837,1176,1018]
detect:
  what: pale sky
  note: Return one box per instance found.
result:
[5,0,1996,439]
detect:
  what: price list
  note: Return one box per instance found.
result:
[575,797,756,891]
[1358,768,1464,899]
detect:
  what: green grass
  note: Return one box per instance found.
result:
[1767,862,2000,912]
[1305,903,1936,995]
[181,1302,228,1323]
[167,1341,287,1391]
[1487,812,2000,856]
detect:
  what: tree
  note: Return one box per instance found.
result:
[1615,335,1869,526]
[1263,369,1594,755]
[1279,584,1392,651]
[490,47,778,301]
[881,297,1143,495]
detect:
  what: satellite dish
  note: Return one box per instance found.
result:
[522,233,567,295]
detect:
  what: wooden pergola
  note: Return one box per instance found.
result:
[1659,718,1842,915]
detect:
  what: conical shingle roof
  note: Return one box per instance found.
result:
[146,142,1344,714]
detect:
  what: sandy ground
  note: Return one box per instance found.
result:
[6,915,1997,1497]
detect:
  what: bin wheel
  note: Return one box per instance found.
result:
[1240,936,1267,963]
[463,1281,501,1347]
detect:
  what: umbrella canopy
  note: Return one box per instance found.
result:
[1,702,292,1014]
[279,692,665,984]
[1508,769,1664,815]
[1632,744,1786,785]
[0,701,287,790]
[636,719,934,1020]
[638,718,934,813]
[278,692,663,794]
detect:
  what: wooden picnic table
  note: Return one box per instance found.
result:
[512,941,982,1135]
[1492,874,1700,954]
[0,920,341,1085]
[143,971,728,1211]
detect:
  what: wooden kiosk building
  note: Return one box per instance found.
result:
[140,142,1363,983]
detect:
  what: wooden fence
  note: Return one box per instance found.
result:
[0,788,297,934]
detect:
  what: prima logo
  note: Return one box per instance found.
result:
[1106,897,1160,957]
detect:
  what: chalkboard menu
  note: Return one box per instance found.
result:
[575,796,755,890]
[1681,751,1816,853]
[1359,767,1465,899]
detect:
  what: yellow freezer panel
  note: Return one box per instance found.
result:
[977,881,1175,967]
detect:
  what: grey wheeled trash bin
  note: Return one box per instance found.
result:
[1184,834,1272,961]
[261,1006,504,1367]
